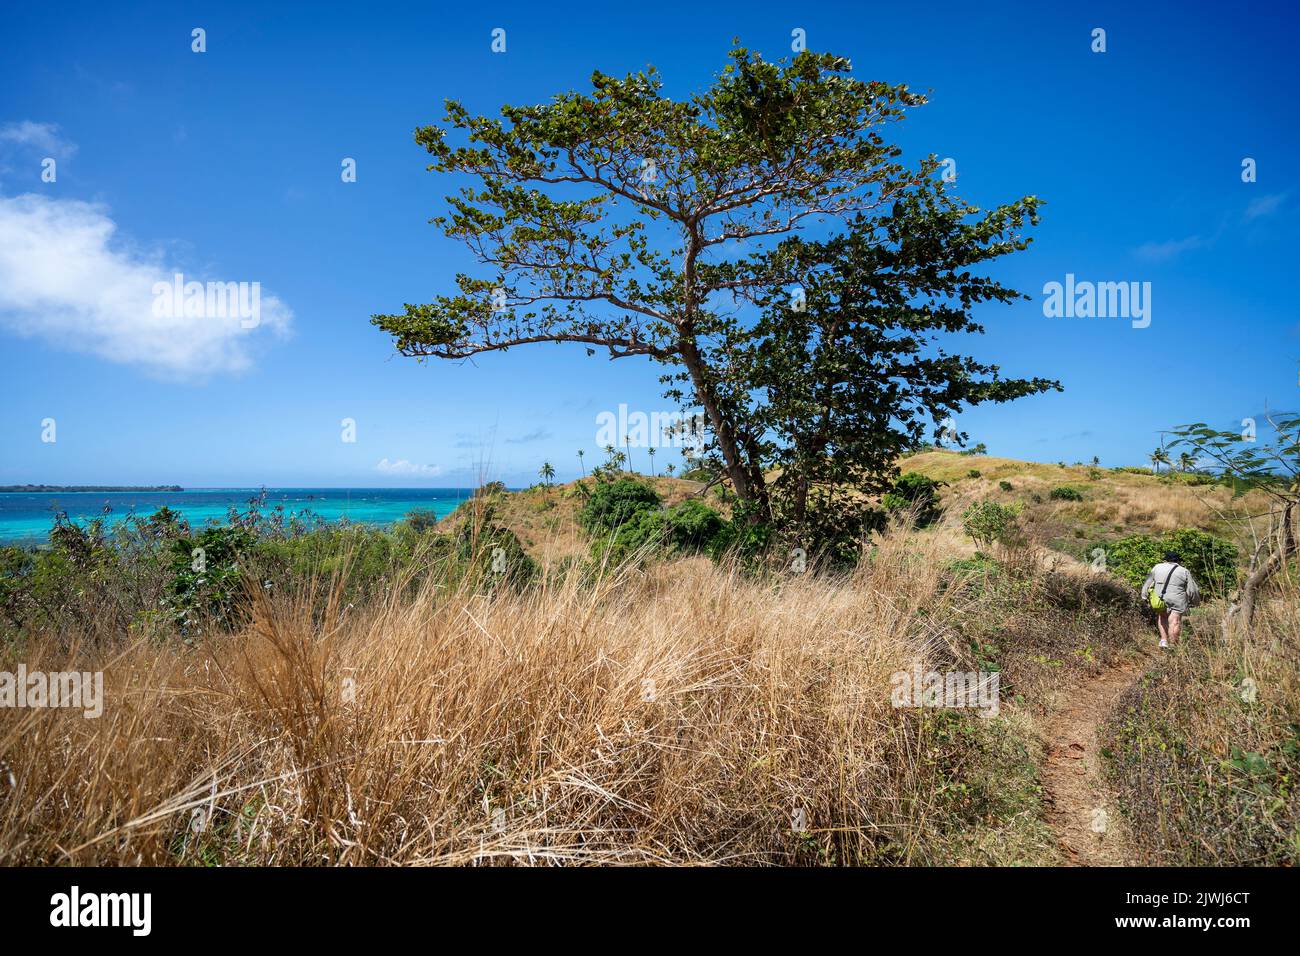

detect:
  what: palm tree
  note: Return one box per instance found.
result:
[576,449,585,478]
[1091,455,1100,467]
[1178,451,1195,473]
[623,434,634,474]
[647,446,656,477]
[665,462,675,477]
[604,445,625,473]
[539,461,555,487]
[1150,448,1170,473]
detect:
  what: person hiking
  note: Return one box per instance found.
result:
[1141,551,1200,649]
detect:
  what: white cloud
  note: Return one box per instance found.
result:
[0,192,292,377]
[1244,192,1287,221]
[375,458,443,476]
[0,121,77,158]
[1133,235,1207,262]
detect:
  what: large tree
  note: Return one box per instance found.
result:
[373,47,1057,542]
[718,205,1058,550]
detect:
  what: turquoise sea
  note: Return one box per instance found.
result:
[0,488,478,545]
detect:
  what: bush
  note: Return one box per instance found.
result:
[961,501,1021,550]
[455,518,539,588]
[706,500,774,562]
[966,469,982,479]
[1089,529,1238,598]
[998,480,1013,492]
[768,489,886,569]
[882,472,944,528]
[947,553,1002,574]
[661,499,725,549]
[1161,528,1240,596]
[591,499,726,565]
[1048,485,1083,502]
[1162,471,1217,487]
[578,478,662,533]
[403,508,441,534]
[1,505,495,641]
[168,525,258,632]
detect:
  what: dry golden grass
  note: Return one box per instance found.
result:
[0,529,1054,866]
[444,477,713,567]
[907,451,1268,549]
[13,455,1270,868]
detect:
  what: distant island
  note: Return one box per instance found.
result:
[0,485,184,493]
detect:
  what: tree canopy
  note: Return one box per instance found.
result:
[373,46,1059,556]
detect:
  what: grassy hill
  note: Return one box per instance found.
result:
[439,476,718,567]
[900,450,1259,546]
[1,451,1294,867]
[460,451,1263,572]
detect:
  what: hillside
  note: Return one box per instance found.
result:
[454,452,1263,571]
[2,451,1294,868]
[900,451,1266,561]
[438,476,722,567]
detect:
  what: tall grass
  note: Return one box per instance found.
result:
[0,530,1062,866]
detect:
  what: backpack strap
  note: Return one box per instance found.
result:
[1159,563,1180,600]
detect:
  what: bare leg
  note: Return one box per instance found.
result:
[1157,611,1169,646]
[1167,610,1182,646]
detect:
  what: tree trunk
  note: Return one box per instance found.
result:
[1221,502,1294,640]
[677,337,763,511]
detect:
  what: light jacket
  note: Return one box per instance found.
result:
[1141,562,1201,613]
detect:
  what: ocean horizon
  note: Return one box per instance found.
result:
[0,487,486,545]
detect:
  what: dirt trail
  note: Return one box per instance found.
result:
[1041,651,1151,866]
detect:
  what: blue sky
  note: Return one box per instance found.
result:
[0,0,1296,487]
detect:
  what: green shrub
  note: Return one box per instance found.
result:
[966,469,982,479]
[882,472,944,527]
[403,508,441,534]
[705,500,774,563]
[578,478,662,533]
[455,519,538,587]
[998,480,1013,492]
[1160,528,1239,596]
[1048,485,1083,502]
[946,554,1001,576]
[961,501,1021,550]
[1089,529,1238,597]
[168,525,257,632]
[1162,471,1218,487]
[256,522,451,603]
[661,499,725,549]
[591,499,726,565]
